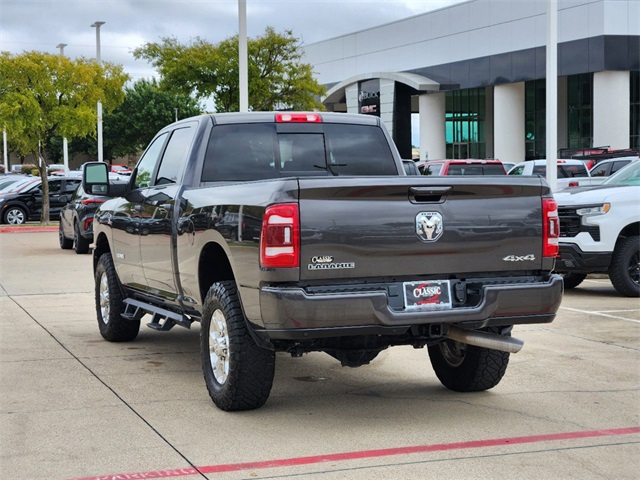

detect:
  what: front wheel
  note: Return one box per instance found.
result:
[4,206,26,225]
[59,221,73,249]
[74,222,90,254]
[609,236,640,297]
[428,326,510,392]
[95,253,140,341]
[201,281,275,411]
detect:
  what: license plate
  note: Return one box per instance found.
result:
[403,280,452,311]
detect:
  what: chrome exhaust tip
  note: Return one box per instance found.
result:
[446,325,524,354]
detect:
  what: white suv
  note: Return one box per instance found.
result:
[553,162,640,297]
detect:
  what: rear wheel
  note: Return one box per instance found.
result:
[201,281,275,411]
[561,272,587,289]
[4,206,26,225]
[428,326,510,392]
[74,222,90,254]
[59,221,72,249]
[609,236,640,297]
[95,253,140,341]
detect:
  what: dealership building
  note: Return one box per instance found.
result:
[302,0,640,161]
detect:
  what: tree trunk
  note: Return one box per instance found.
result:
[38,158,50,224]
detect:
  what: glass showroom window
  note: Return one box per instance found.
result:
[525,79,546,160]
[567,73,593,149]
[445,88,486,159]
[631,71,639,150]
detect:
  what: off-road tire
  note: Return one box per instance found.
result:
[59,221,73,249]
[201,281,275,411]
[95,253,140,341]
[609,236,640,297]
[428,326,510,392]
[74,222,90,254]
[561,272,587,289]
[3,206,26,225]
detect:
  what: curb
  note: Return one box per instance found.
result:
[0,226,59,233]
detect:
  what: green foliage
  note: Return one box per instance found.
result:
[134,27,326,112]
[0,51,129,222]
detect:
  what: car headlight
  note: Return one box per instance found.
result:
[576,203,610,216]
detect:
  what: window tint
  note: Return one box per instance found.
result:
[135,132,168,188]
[324,124,397,175]
[509,165,524,175]
[47,181,62,194]
[424,164,443,175]
[203,124,277,181]
[559,165,588,178]
[483,165,506,175]
[589,163,608,177]
[611,160,631,174]
[448,165,484,175]
[155,127,194,185]
[201,122,397,181]
[65,179,81,193]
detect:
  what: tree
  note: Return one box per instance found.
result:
[0,51,128,223]
[51,79,202,161]
[134,27,326,112]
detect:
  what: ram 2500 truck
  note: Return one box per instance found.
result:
[83,112,563,411]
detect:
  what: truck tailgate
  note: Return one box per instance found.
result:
[297,176,548,281]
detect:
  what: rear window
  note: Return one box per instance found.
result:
[446,164,505,175]
[201,123,397,182]
[532,164,588,178]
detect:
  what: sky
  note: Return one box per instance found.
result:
[1,0,464,82]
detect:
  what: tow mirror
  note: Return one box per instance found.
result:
[82,162,109,195]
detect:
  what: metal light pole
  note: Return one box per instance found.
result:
[238,0,248,112]
[57,43,70,173]
[545,0,558,191]
[92,21,105,163]
[2,129,7,173]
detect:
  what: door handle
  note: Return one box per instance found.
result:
[409,186,452,203]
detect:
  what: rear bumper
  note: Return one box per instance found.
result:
[258,275,563,339]
[556,243,611,273]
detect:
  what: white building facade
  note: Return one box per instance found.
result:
[302,0,640,161]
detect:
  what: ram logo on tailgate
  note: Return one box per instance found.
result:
[416,212,443,242]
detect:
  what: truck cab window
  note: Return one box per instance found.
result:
[155,126,195,185]
[135,132,168,189]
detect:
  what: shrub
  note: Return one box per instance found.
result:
[21,164,37,174]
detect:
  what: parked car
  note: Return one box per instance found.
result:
[58,183,108,254]
[110,164,132,176]
[0,176,81,224]
[563,156,639,189]
[0,175,33,193]
[418,159,507,175]
[508,159,590,190]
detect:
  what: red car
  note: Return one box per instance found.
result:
[110,164,132,176]
[417,159,507,176]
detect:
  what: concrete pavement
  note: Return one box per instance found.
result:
[1,231,638,480]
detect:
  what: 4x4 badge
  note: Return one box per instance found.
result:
[416,212,443,242]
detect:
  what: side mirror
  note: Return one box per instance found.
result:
[82,162,109,196]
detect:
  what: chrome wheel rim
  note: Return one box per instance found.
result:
[99,271,110,323]
[6,209,25,224]
[209,309,229,385]
[439,339,466,367]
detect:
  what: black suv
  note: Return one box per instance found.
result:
[59,183,109,254]
[0,176,81,225]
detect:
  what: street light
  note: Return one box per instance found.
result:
[57,43,69,173]
[91,21,105,163]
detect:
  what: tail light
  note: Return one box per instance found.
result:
[82,198,105,205]
[276,113,322,123]
[542,198,559,257]
[260,203,300,268]
[84,217,94,231]
[568,181,579,188]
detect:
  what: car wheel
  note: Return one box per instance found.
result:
[74,222,90,254]
[428,326,510,392]
[201,281,275,411]
[59,221,73,249]
[561,272,587,289]
[3,206,26,225]
[95,253,140,341]
[609,236,640,297]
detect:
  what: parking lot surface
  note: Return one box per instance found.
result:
[1,231,639,480]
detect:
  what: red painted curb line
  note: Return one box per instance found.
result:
[67,426,640,480]
[0,226,58,233]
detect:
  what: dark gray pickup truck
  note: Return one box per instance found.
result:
[83,112,563,411]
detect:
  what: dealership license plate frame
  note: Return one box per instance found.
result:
[403,279,452,311]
